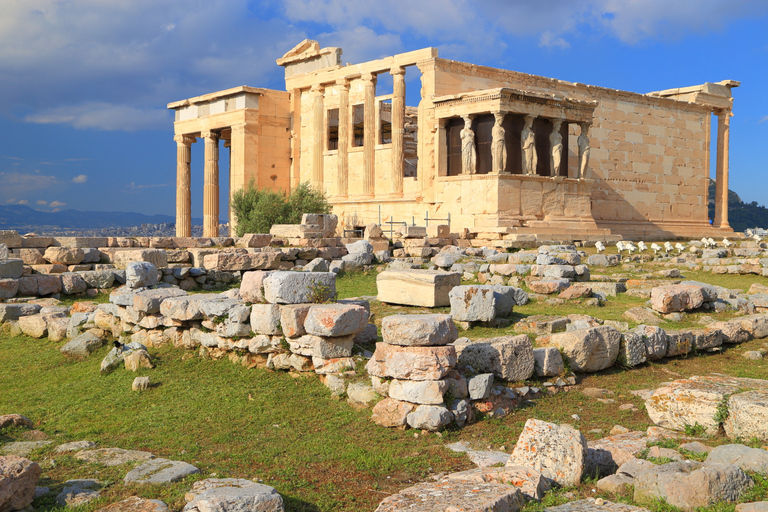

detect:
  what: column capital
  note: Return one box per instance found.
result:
[174,134,196,145]
[223,139,231,148]
[336,77,351,89]
[390,66,406,76]
[201,129,220,140]
[310,83,325,94]
[361,72,377,84]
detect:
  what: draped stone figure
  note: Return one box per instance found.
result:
[578,121,591,179]
[491,112,507,174]
[460,115,476,175]
[521,115,537,175]
[550,119,563,176]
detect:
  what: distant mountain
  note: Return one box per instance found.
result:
[708,179,768,232]
[0,204,202,230]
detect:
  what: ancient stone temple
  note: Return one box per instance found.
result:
[168,39,738,241]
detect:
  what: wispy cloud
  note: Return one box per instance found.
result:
[24,103,171,131]
[49,200,66,208]
[125,182,170,194]
[72,174,88,183]
[760,115,768,124]
[0,171,59,201]
[36,200,48,205]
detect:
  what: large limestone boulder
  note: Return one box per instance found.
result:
[61,332,105,359]
[0,259,24,279]
[634,461,752,511]
[0,415,33,430]
[0,456,41,512]
[132,288,188,314]
[95,496,170,512]
[112,249,167,270]
[650,284,705,313]
[533,347,564,377]
[633,325,667,360]
[366,343,456,381]
[725,390,768,441]
[183,478,284,512]
[507,418,588,487]
[44,247,84,265]
[449,285,496,322]
[441,466,549,501]
[454,335,535,382]
[376,269,460,307]
[406,405,454,431]
[540,325,620,373]
[388,379,447,405]
[381,314,457,346]
[126,262,159,289]
[371,398,416,428]
[304,304,368,337]
[706,444,768,474]
[585,431,648,477]
[263,271,336,304]
[374,481,523,512]
[74,448,155,466]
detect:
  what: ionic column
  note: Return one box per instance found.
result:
[362,73,376,196]
[390,66,406,196]
[311,84,325,191]
[203,129,220,238]
[336,78,350,198]
[174,134,196,237]
[223,138,233,234]
[714,109,732,228]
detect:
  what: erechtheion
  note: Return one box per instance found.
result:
[168,40,738,242]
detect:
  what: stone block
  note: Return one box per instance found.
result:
[507,418,588,487]
[124,458,200,485]
[542,325,621,373]
[371,398,416,428]
[239,270,273,303]
[287,334,354,358]
[529,279,570,294]
[366,343,456,381]
[467,373,494,400]
[388,379,447,405]
[449,285,496,322]
[304,304,368,337]
[533,346,564,377]
[250,304,282,335]
[375,481,523,511]
[377,269,460,307]
[61,332,104,359]
[239,233,273,248]
[182,478,283,512]
[618,332,647,367]
[0,303,40,322]
[381,314,457,346]
[279,304,311,338]
[406,405,453,431]
[441,466,548,501]
[455,334,535,381]
[126,262,159,289]
[263,271,336,304]
[133,288,188,314]
[112,249,167,269]
[0,230,23,248]
[0,278,19,299]
[724,391,768,441]
[0,456,42,512]
[44,247,84,265]
[203,252,280,271]
[633,325,667,360]
[0,259,23,279]
[651,284,705,313]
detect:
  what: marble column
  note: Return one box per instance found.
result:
[311,84,325,191]
[336,78,350,198]
[714,109,731,228]
[174,135,195,237]
[203,129,220,238]
[390,66,406,196]
[223,138,233,233]
[362,73,377,196]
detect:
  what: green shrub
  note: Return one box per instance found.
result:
[231,181,330,236]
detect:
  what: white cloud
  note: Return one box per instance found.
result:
[72,174,88,183]
[49,200,66,208]
[36,200,48,205]
[539,31,570,49]
[0,171,59,200]
[760,115,768,124]
[24,103,171,131]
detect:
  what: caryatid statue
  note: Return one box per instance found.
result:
[460,115,476,175]
[491,112,507,174]
[521,115,537,175]
[550,119,563,176]
[578,121,591,179]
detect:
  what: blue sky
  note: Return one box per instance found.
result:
[1,0,767,219]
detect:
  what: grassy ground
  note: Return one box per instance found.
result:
[3,263,768,511]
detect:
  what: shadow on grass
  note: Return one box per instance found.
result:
[282,496,323,512]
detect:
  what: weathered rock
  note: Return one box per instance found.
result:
[250,304,281,335]
[406,405,454,431]
[366,343,456,381]
[124,458,200,485]
[239,270,273,303]
[304,304,368,337]
[183,478,284,512]
[596,473,636,494]
[442,466,549,501]
[132,288,188,314]
[388,379,447,405]
[725,391,768,441]
[736,502,768,512]
[75,447,155,466]
[44,247,84,265]
[710,321,752,344]
[529,279,570,294]
[665,330,694,357]
[454,335,534,381]
[545,499,650,511]
[100,342,147,374]
[0,415,33,430]
[533,347,565,377]
[125,261,159,289]
[618,332,647,367]
[263,271,336,304]
[381,314,457,346]
[0,456,41,512]
[17,314,48,338]
[61,332,104,359]
[371,398,416,428]
[507,418,588,487]
[124,350,153,371]
[650,284,705,314]
[585,431,648,477]
[445,441,510,468]
[515,315,569,335]
[56,479,102,507]
[112,249,167,270]
[738,314,768,339]
[541,326,620,373]
[377,269,460,307]
[449,285,496,322]
[467,373,494,400]
[633,325,667,360]
[1,441,51,457]
[706,444,768,474]
[690,327,724,351]
[622,307,663,325]
[634,461,753,511]
[0,260,25,279]
[346,382,378,408]
[95,496,170,512]
[287,334,354,359]
[374,480,523,512]
[54,441,96,453]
